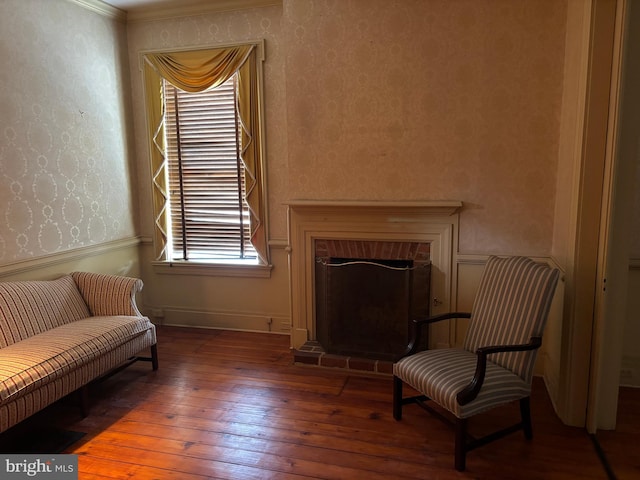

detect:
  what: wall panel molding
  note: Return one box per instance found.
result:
[457,253,562,270]
[0,237,141,278]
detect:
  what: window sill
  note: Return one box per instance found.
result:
[152,260,272,278]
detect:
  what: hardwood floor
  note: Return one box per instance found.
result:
[1,326,635,479]
[595,386,640,480]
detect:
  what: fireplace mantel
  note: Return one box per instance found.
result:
[286,200,462,351]
[285,200,462,216]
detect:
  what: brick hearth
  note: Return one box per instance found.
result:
[293,340,394,375]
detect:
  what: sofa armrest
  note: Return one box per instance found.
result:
[71,272,144,317]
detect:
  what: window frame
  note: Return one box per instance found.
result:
[163,76,258,263]
[140,41,271,277]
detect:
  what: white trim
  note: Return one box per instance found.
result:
[126,0,281,23]
[151,260,272,278]
[286,201,461,351]
[457,253,563,269]
[286,200,462,217]
[149,307,289,334]
[268,239,289,248]
[588,0,637,431]
[67,0,127,22]
[0,237,141,278]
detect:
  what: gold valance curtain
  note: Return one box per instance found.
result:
[143,44,268,264]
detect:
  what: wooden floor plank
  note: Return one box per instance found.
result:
[1,326,636,479]
[595,386,640,480]
[84,429,439,480]
[82,407,447,467]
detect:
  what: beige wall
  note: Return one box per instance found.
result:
[127,4,288,240]
[2,0,634,432]
[621,0,640,387]
[631,135,640,258]
[284,0,567,256]
[123,1,569,337]
[0,0,605,427]
[0,0,138,270]
[623,267,640,386]
[1,0,570,335]
[625,147,640,384]
[1,0,575,397]
[625,0,640,387]
[0,239,142,282]
[126,4,291,331]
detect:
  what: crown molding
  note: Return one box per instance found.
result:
[67,0,281,23]
[68,0,127,22]
[126,0,282,23]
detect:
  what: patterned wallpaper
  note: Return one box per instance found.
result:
[126,5,288,240]
[6,0,616,263]
[283,0,567,255]
[0,0,136,263]
[128,0,568,255]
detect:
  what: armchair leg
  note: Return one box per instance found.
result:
[520,397,533,440]
[455,418,468,471]
[393,376,403,420]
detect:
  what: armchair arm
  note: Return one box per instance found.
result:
[456,336,543,406]
[396,312,472,359]
[71,272,144,317]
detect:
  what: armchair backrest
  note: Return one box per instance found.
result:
[463,256,560,383]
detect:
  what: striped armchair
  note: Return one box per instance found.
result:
[393,256,560,471]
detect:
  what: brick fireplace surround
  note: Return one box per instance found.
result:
[286,200,462,374]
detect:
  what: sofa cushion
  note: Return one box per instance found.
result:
[0,315,152,405]
[0,276,91,347]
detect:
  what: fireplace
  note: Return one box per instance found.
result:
[314,240,431,360]
[286,200,462,371]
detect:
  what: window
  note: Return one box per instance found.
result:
[163,76,257,262]
[142,43,268,269]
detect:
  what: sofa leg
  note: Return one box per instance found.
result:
[80,385,90,418]
[151,344,159,371]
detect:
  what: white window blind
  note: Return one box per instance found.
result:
[163,75,257,262]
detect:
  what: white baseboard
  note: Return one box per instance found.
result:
[150,306,290,335]
[620,355,640,387]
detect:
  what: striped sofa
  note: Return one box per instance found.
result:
[0,272,158,433]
